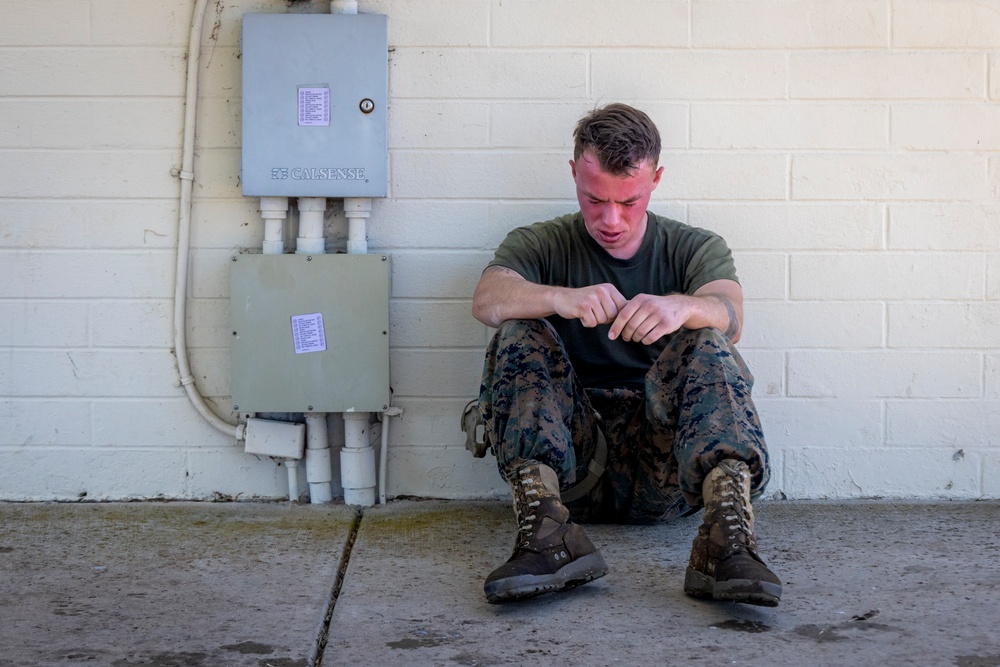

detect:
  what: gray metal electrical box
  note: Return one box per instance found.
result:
[241,13,388,198]
[229,253,390,413]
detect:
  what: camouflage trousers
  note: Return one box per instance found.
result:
[478,318,770,524]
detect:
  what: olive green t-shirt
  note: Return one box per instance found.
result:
[487,211,739,389]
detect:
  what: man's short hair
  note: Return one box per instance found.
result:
[573,103,662,176]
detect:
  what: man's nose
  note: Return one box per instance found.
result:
[604,205,624,227]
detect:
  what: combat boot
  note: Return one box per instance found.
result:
[484,459,608,603]
[684,459,782,606]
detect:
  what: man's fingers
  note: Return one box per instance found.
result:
[600,292,624,323]
[608,300,639,340]
[620,309,656,342]
[609,295,687,343]
[582,285,625,327]
[639,322,668,345]
[612,291,629,311]
[627,312,657,343]
[567,284,628,329]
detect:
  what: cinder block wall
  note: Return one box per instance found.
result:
[1,0,997,501]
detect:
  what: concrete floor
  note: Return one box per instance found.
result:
[1,499,998,667]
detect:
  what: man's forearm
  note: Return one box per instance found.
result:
[473,267,630,329]
[687,281,744,342]
[472,267,560,327]
[682,294,741,340]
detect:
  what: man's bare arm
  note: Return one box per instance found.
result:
[608,279,744,344]
[690,279,744,342]
[472,266,628,329]
[471,266,559,327]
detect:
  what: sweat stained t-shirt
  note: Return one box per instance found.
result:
[487,211,738,390]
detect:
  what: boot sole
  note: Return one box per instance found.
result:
[683,567,781,607]
[484,553,609,604]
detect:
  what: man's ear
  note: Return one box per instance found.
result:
[569,159,577,179]
[652,165,664,188]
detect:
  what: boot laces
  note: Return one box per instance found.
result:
[514,468,544,545]
[717,468,755,551]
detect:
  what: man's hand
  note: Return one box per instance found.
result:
[608,279,744,344]
[608,293,690,344]
[553,283,629,328]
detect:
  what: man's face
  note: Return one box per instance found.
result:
[571,150,663,260]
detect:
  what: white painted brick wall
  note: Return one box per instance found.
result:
[788,352,983,398]
[692,103,888,150]
[893,0,1000,48]
[788,52,985,99]
[692,0,887,48]
[791,253,985,300]
[1,0,997,502]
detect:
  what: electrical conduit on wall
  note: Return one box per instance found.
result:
[173,0,244,442]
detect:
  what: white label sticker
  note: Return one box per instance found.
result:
[290,313,327,354]
[298,86,330,127]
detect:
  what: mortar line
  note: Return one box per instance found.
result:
[309,506,364,667]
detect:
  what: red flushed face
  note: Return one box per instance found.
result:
[571,150,663,260]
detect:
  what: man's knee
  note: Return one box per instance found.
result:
[492,318,558,345]
[486,319,572,382]
[650,327,753,388]
[667,326,735,354]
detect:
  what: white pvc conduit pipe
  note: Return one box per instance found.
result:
[174,0,244,441]
[286,458,300,502]
[260,196,289,255]
[331,0,358,13]
[378,407,403,504]
[344,197,371,255]
[296,197,326,255]
[342,412,375,506]
[305,412,334,504]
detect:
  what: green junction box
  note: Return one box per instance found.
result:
[229,253,390,414]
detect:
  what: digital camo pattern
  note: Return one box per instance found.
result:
[478,319,770,524]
